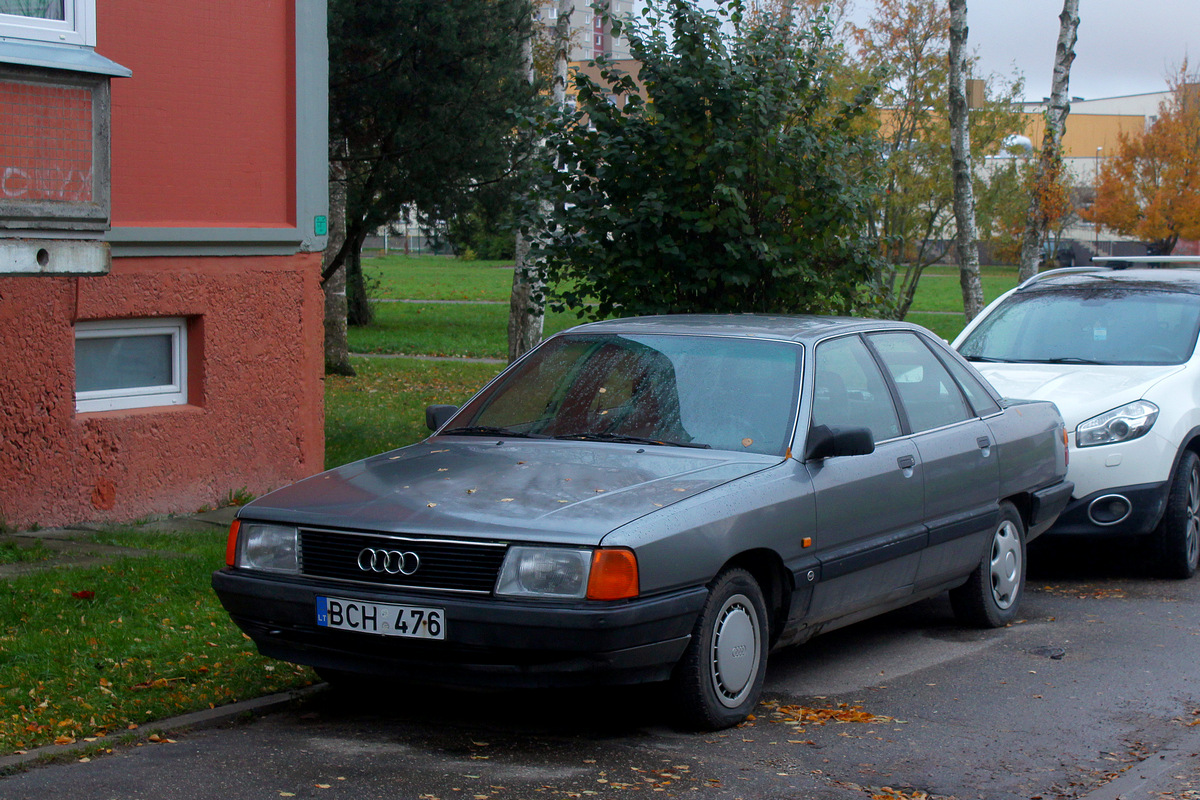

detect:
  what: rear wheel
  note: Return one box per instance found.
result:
[950,501,1025,628]
[670,568,769,730]
[1153,450,1200,579]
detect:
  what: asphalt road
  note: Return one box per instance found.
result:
[5,542,1199,800]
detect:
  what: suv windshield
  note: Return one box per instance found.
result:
[958,285,1200,366]
[452,333,803,455]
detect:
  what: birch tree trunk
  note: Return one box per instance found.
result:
[948,0,984,322]
[1018,0,1080,282]
[323,145,354,376]
[508,0,574,362]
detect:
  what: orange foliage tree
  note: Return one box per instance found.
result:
[1085,68,1200,254]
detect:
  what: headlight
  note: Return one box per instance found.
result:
[496,547,591,598]
[1076,401,1159,448]
[237,522,299,573]
[495,547,639,600]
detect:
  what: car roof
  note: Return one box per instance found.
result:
[1018,267,1200,295]
[557,314,930,344]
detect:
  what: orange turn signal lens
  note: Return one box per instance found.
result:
[225,519,241,567]
[587,549,639,600]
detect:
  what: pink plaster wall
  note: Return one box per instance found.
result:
[0,254,324,529]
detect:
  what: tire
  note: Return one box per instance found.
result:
[670,568,769,731]
[1153,450,1200,580]
[950,501,1026,628]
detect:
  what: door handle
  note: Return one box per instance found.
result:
[977,436,991,449]
[897,455,916,470]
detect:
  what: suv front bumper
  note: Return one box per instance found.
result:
[1045,480,1170,537]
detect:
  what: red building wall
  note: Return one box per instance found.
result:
[104,0,296,228]
[0,0,324,529]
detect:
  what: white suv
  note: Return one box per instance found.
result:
[954,266,1200,578]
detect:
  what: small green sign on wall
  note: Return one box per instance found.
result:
[314,215,328,236]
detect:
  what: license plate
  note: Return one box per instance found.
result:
[316,596,445,640]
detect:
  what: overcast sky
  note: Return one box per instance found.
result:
[878,1,1199,101]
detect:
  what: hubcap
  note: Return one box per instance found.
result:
[1185,465,1200,569]
[709,594,760,709]
[989,520,1022,609]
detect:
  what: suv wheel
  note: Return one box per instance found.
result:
[1154,450,1200,579]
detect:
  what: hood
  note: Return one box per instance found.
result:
[241,438,778,545]
[973,362,1183,426]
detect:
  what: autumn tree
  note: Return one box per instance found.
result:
[535,0,886,319]
[851,0,1022,319]
[1086,67,1200,255]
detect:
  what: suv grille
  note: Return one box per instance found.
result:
[298,528,507,595]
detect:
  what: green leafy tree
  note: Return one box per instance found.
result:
[324,0,538,326]
[535,0,886,319]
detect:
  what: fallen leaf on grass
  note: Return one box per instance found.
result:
[71,591,96,600]
[54,735,75,745]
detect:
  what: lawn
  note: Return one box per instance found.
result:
[0,530,313,756]
[326,357,504,467]
[362,252,514,301]
[349,302,586,359]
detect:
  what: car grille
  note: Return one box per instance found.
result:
[298,527,507,595]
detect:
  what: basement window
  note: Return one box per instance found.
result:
[75,318,187,413]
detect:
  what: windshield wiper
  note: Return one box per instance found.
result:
[1022,357,1105,365]
[964,356,1011,363]
[553,432,711,449]
[441,425,548,439]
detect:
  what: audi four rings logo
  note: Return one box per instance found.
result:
[357,548,421,575]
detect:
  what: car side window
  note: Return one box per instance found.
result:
[939,352,1001,416]
[868,332,972,432]
[813,335,902,443]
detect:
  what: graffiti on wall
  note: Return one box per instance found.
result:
[0,80,94,203]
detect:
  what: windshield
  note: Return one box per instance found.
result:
[452,333,803,455]
[958,286,1200,366]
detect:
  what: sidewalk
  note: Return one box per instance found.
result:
[0,506,238,580]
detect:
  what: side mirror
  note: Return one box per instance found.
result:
[425,404,459,432]
[804,424,875,461]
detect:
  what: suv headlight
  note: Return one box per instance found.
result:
[1076,401,1159,448]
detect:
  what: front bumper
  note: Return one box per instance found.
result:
[211,569,706,688]
[1044,480,1171,538]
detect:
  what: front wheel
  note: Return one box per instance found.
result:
[670,568,769,730]
[950,501,1026,628]
[1153,450,1200,579]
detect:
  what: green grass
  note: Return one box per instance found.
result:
[362,253,514,301]
[0,529,313,755]
[0,540,53,566]
[909,264,1019,315]
[350,302,587,359]
[326,357,505,468]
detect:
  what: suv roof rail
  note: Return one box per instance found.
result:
[1092,256,1200,265]
[1017,266,1105,290]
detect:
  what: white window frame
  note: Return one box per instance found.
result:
[75,318,188,413]
[0,0,96,47]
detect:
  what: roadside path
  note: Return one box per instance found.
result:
[0,506,237,579]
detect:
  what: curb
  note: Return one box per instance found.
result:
[0,684,325,774]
